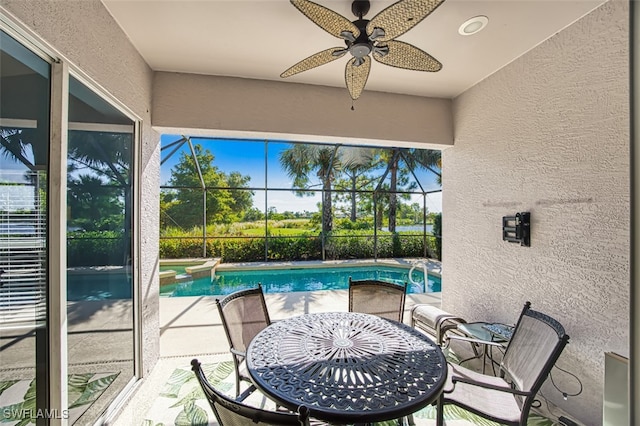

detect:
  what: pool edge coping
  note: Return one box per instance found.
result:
[214,257,442,277]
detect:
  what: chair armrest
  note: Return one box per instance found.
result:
[446,334,504,347]
[449,375,530,396]
[236,384,257,402]
[230,348,246,357]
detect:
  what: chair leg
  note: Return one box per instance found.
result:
[436,394,444,426]
[233,356,241,397]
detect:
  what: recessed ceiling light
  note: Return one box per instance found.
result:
[458,16,489,36]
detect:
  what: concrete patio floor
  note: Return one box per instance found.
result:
[113,288,571,425]
[159,289,442,357]
[111,290,443,425]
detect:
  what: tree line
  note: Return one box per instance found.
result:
[161,142,441,233]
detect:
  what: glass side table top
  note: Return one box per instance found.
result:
[246,311,447,423]
[457,322,514,342]
[482,323,514,341]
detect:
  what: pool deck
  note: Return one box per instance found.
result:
[160,289,442,357]
[116,259,567,425]
[160,257,442,357]
[215,257,441,275]
[114,259,445,425]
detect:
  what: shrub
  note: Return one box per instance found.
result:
[334,217,374,230]
[159,238,205,258]
[395,233,424,257]
[159,230,430,262]
[325,231,375,260]
[68,231,126,267]
[267,235,322,261]
[432,213,442,260]
[215,238,265,262]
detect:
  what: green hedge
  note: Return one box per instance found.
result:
[159,231,440,262]
[267,235,322,261]
[68,231,127,267]
[69,230,440,266]
[159,238,207,258]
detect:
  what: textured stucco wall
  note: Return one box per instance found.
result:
[153,72,453,147]
[445,1,629,424]
[1,0,160,376]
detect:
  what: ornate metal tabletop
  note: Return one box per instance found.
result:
[246,312,447,423]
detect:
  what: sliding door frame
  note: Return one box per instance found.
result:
[0,9,143,425]
[48,59,70,425]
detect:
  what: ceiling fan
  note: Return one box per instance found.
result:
[281,0,445,101]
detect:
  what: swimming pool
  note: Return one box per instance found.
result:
[161,265,441,297]
[160,265,189,275]
[67,270,132,301]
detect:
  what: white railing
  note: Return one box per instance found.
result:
[408,260,429,293]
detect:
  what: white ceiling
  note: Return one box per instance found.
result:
[102,0,607,99]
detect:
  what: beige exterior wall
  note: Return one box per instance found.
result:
[153,72,453,148]
[1,0,160,376]
[444,0,629,424]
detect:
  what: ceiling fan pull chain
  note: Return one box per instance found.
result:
[350,66,355,111]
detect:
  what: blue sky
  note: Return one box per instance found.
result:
[160,134,442,213]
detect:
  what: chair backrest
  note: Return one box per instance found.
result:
[348,277,407,322]
[501,302,569,399]
[216,284,271,355]
[191,359,310,426]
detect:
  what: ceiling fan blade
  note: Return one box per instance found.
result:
[373,40,441,71]
[291,0,360,40]
[281,47,347,78]
[345,56,371,100]
[366,0,445,42]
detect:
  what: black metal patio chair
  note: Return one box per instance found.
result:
[191,358,311,425]
[436,301,570,426]
[348,277,407,322]
[216,284,271,397]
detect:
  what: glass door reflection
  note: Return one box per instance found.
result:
[0,30,50,426]
[66,76,135,424]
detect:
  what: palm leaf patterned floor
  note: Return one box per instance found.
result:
[141,361,554,426]
[0,373,119,425]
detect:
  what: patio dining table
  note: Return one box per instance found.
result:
[246,311,447,424]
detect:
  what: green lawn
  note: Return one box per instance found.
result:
[242,227,310,236]
[162,218,434,238]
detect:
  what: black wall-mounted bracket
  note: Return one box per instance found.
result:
[502,212,530,247]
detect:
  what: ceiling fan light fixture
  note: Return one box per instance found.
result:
[458,16,488,36]
[350,43,372,58]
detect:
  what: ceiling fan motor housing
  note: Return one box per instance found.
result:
[347,19,373,61]
[351,0,370,18]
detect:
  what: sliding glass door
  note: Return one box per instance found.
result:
[65,76,135,424]
[1,28,137,425]
[0,29,51,425]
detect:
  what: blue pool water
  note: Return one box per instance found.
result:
[67,272,132,301]
[162,265,441,297]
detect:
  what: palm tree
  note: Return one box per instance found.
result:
[68,131,133,265]
[334,147,377,222]
[1,128,47,229]
[406,148,442,185]
[279,144,340,233]
[0,128,43,171]
[67,174,123,230]
[379,148,441,232]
